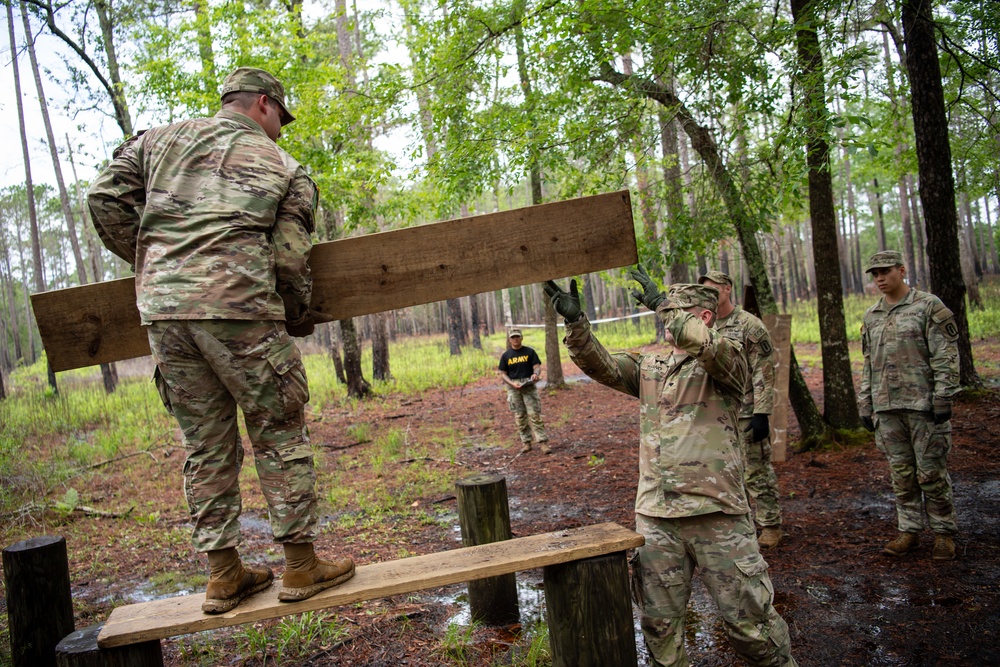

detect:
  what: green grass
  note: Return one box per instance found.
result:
[787,277,1000,345]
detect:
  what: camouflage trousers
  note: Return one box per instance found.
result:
[148,320,319,552]
[738,417,782,528]
[631,512,797,667]
[874,410,958,535]
[505,383,548,444]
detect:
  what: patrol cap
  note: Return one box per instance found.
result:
[865,250,904,273]
[698,270,733,287]
[667,283,719,312]
[509,329,523,338]
[221,67,295,126]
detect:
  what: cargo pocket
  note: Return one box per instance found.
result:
[266,344,310,418]
[925,421,952,460]
[152,367,174,416]
[735,551,774,620]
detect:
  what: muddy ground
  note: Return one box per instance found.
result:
[6,340,1000,666]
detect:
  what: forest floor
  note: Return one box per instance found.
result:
[4,338,1000,666]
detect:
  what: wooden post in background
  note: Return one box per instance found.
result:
[543,551,638,667]
[762,314,793,462]
[3,536,75,667]
[455,473,520,626]
[56,624,163,667]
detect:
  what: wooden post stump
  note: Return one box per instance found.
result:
[455,473,519,626]
[3,536,75,667]
[543,551,637,667]
[56,624,163,667]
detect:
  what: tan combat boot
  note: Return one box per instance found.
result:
[279,542,355,602]
[539,441,552,455]
[202,547,274,614]
[884,532,919,556]
[932,535,956,560]
[758,526,783,549]
[519,442,532,454]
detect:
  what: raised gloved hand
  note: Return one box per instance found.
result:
[543,279,583,322]
[933,407,952,425]
[627,265,665,312]
[862,415,875,432]
[745,413,770,442]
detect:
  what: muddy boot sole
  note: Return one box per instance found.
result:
[202,571,274,614]
[278,563,356,602]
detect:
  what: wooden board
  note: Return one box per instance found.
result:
[31,191,635,372]
[762,314,792,462]
[97,522,644,648]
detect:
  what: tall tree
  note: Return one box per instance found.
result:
[902,0,980,386]
[21,1,117,392]
[790,0,860,429]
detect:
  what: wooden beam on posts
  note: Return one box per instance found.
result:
[32,190,636,372]
[2,536,75,667]
[543,552,638,667]
[455,473,519,626]
[56,624,162,667]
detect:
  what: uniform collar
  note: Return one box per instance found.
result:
[875,288,915,312]
[215,109,268,137]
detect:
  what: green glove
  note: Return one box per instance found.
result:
[543,279,583,322]
[628,265,665,312]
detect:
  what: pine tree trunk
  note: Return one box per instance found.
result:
[446,298,463,356]
[8,2,56,394]
[902,0,980,386]
[791,0,859,429]
[470,294,482,350]
[340,318,371,398]
[372,312,392,381]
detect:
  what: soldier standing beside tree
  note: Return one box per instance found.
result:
[859,250,960,560]
[699,271,784,549]
[498,329,551,454]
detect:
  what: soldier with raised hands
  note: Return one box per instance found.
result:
[543,274,797,667]
[858,250,961,560]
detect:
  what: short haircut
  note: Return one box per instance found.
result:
[222,90,272,109]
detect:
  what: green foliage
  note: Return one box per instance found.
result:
[236,612,347,665]
[439,620,479,663]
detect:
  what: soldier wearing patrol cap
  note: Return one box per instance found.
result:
[88,66,355,613]
[699,270,784,549]
[498,328,551,454]
[859,250,961,560]
[544,274,798,667]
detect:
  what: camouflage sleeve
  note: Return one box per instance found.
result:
[858,320,873,417]
[657,305,748,396]
[273,167,318,321]
[563,316,641,398]
[926,299,960,410]
[748,324,775,415]
[86,136,146,267]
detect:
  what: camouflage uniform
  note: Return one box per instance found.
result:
[563,284,797,667]
[88,96,321,552]
[716,305,782,528]
[859,287,960,536]
[505,384,548,445]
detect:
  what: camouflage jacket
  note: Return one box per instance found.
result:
[87,109,317,324]
[715,306,775,418]
[564,306,749,519]
[858,289,960,416]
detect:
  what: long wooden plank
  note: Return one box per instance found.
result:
[762,314,792,462]
[97,522,643,648]
[32,191,635,371]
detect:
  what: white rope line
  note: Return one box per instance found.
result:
[512,310,656,328]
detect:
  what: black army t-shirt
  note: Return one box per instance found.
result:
[499,346,541,381]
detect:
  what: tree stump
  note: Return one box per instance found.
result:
[56,624,163,667]
[3,535,75,667]
[456,473,520,626]
[543,551,638,667]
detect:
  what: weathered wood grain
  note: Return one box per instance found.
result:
[32,191,635,371]
[97,522,643,648]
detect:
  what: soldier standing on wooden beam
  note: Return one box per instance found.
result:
[545,273,798,667]
[87,67,355,613]
[699,271,784,549]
